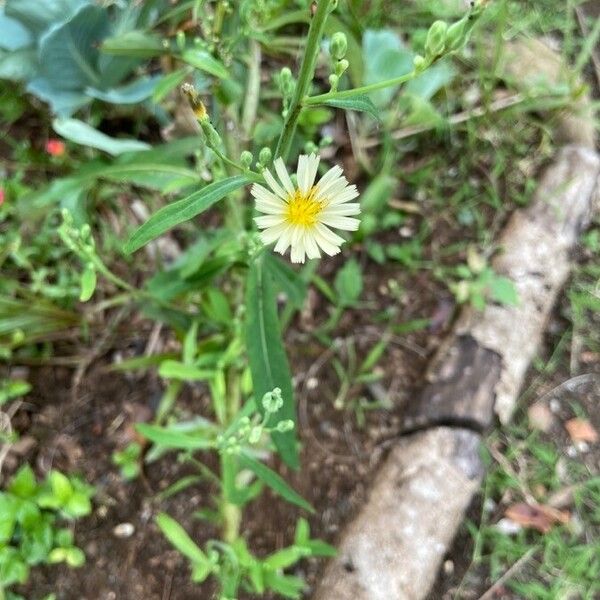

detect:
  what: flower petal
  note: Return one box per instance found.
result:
[255,215,285,229]
[263,167,288,200]
[319,215,360,231]
[321,202,361,216]
[274,158,295,195]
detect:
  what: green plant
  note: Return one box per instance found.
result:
[0,465,93,598]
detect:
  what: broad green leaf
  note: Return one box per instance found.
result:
[86,76,160,104]
[8,464,37,498]
[5,0,88,34]
[320,95,380,121]
[245,253,298,468]
[0,10,32,50]
[136,423,214,450]
[158,360,213,381]
[156,513,208,564]
[37,4,109,90]
[0,48,37,81]
[26,77,90,117]
[263,571,304,599]
[124,175,249,254]
[238,453,312,512]
[181,49,229,79]
[362,29,413,106]
[53,118,150,155]
[101,30,165,58]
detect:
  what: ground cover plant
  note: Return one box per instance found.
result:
[0,0,599,598]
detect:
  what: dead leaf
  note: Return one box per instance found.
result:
[505,502,570,534]
[565,418,598,443]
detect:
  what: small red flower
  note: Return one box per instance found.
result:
[0,188,5,206]
[45,139,66,157]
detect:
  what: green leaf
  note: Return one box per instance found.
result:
[0,379,31,405]
[156,513,207,564]
[8,464,37,498]
[52,118,150,155]
[101,30,166,58]
[181,49,229,79]
[489,276,519,306]
[0,495,18,543]
[245,253,298,469]
[48,470,73,504]
[158,360,214,381]
[124,175,249,254]
[86,76,160,104]
[320,95,381,121]
[0,48,37,81]
[37,4,110,90]
[65,547,85,567]
[5,0,88,35]
[238,453,312,513]
[265,254,307,309]
[264,546,307,570]
[64,492,92,518]
[0,10,32,50]
[263,571,304,599]
[136,423,214,450]
[79,264,96,302]
[334,258,363,307]
[152,67,191,103]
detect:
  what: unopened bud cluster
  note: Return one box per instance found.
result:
[328,32,349,92]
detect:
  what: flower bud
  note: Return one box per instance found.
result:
[262,387,284,413]
[446,15,470,51]
[240,150,253,168]
[248,426,262,444]
[275,419,294,433]
[279,67,294,96]
[330,32,347,60]
[335,58,349,77]
[413,54,427,72]
[258,146,272,166]
[328,73,339,90]
[425,20,448,58]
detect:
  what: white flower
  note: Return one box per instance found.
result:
[251,153,360,263]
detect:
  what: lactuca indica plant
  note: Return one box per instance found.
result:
[55,1,486,597]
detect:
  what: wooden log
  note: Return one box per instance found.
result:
[313,427,483,600]
[313,146,599,599]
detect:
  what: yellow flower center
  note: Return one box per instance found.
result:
[285,187,322,226]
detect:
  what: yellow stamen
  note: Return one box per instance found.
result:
[285,187,322,226]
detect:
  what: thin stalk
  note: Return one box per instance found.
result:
[242,40,262,139]
[305,69,418,105]
[274,0,334,160]
[220,366,242,543]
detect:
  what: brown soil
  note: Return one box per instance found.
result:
[7,249,449,600]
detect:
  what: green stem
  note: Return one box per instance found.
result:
[305,69,419,105]
[274,0,334,160]
[242,39,261,139]
[220,366,242,543]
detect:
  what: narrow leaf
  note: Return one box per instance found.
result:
[245,253,298,468]
[52,118,150,155]
[136,423,214,450]
[124,175,249,254]
[238,453,312,513]
[181,49,229,79]
[319,95,381,121]
[156,513,208,563]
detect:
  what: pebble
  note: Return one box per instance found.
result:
[113,523,135,538]
[306,377,318,390]
[495,518,522,536]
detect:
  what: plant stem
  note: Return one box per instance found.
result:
[242,39,261,139]
[304,69,418,105]
[274,0,334,160]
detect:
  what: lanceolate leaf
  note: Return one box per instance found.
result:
[181,49,229,79]
[245,252,298,469]
[319,95,381,121]
[156,513,208,564]
[238,453,312,512]
[124,175,249,254]
[136,423,214,450]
